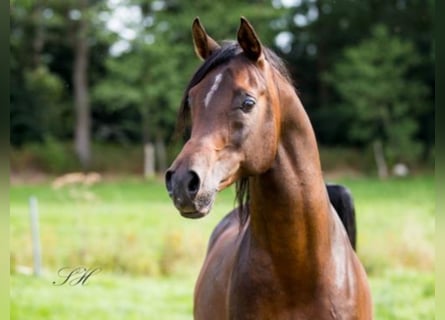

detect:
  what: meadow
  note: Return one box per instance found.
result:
[10,174,434,319]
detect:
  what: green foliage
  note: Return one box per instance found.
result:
[12,143,141,174]
[10,0,111,146]
[325,25,429,165]
[318,146,375,173]
[11,142,192,174]
[25,67,68,135]
[18,137,79,173]
[10,0,434,172]
[282,0,434,153]
[24,66,63,102]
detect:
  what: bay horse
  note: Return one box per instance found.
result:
[165,17,372,319]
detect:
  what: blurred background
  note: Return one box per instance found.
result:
[10,0,434,319]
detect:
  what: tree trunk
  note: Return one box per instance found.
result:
[373,140,388,179]
[155,134,167,174]
[144,143,155,178]
[31,2,44,69]
[141,104,155,178]
[73,0,91,168]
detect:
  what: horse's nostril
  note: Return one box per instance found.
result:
[165,170,174,195]
[187,170,200,199]
[166,169,200,201]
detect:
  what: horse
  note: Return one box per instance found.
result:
[165,17,372,319]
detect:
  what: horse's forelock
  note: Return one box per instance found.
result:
[175,42,240,141]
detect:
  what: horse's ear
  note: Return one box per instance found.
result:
[237,17,263,61]
[192,17,220,61]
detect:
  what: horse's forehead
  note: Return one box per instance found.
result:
[228,58,263,85]
[199,60,262,93]
[189,68,226,100]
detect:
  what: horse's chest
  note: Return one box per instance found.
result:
[228,282,337,320]
[228,280,346,320]
[227,253,353,320]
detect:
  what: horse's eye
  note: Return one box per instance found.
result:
[241,97,256,112]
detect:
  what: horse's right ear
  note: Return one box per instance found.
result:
[192,17,220,61]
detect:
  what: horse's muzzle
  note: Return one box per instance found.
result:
[165,169,213,218]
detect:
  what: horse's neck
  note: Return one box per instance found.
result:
[248,86,333,281]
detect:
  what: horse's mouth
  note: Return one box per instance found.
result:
[178,204,211,219]
[175,192,216,219]
[179,210,207,219]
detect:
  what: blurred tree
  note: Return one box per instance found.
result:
[325,25,429,177]
[280,0,434,153]
[10,0,110,165]
[72,0,91,168]
[10,0,67,145]
[10,0,434,174]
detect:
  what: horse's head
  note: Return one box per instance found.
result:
[166,17,286,218]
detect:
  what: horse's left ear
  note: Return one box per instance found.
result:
[237,17,263,61]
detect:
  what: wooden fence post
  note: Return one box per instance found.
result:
[29,196,42,277]
[144,143,155,178]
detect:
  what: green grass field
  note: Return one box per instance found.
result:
[10,175,434,319]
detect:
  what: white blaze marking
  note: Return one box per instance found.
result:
[204,73,223,108]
